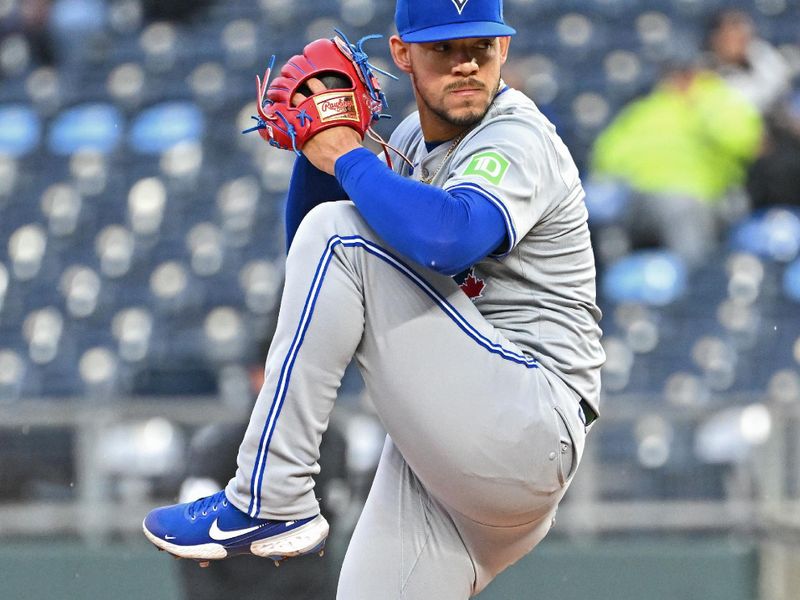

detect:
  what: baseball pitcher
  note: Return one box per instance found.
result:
[143,0,605,597]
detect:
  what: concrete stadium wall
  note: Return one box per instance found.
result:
[0,537,756,600]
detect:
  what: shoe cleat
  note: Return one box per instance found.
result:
[143,490,329,564]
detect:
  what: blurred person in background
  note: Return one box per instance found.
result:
[589,49,764,267]
[748,92,800,209]
[704,9,800,210]
[704,9,790,115]
[140,0,215,23]
[0,429,73,501]
[0,0,54,69]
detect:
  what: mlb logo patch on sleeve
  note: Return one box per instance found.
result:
[463,151,510,185]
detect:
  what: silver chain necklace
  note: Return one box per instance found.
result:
[419,129,470,185]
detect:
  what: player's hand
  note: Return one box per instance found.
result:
[292,77,362,176]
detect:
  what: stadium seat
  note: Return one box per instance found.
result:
[783,258,800,303]
[158,140,205,187]
[187,62,227,109]
[48,103,123,155]
[0,34,33,80]
[22,307,65,366]
[78,346,119,394]
[217,176,260,246]
[186,223,224,277]
[60,265,103,319]
[111,306,154,363]
[0,348,26,401]
[139,21,179,73]
[95,225,136,279]
[220,19,258,71]
[599,335,634,392]
[69,149,109,197]
[602,250,689,306]
[106,62,147,110]
[583,177,631,225]
[663,370,711,407]
[127,176,167,236]
[239,259,282,316]
[766,368,800,404]
[40,183,83,238]
[149,259,199,317]
[690,335,737,392]
[8,224,48,282]
[0,105,41,156]
[203,306,248,363]
[129,102,205,155]
[729,207,800,263]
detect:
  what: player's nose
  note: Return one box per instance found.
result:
[452,55,479,77]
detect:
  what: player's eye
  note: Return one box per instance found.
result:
[432,43,450,52]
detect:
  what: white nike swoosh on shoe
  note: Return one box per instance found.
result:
[164,535,176,540]
[208,518,265,541]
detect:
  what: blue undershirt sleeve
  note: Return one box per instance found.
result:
[334,147,507,276]
[285,155,348,251]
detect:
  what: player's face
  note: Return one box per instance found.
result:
[390,36,510,140]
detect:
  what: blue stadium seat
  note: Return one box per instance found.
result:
[729,207,800,263]
[602,250,689,306]
[50,0,107,34]
[583,177,631,225]
[129,101,205,154]
[783,258,800,303]
[0,105,41,156]
[48,103,123,155]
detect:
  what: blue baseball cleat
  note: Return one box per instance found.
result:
[142,490,329,566]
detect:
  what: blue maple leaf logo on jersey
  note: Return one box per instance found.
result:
[450,0,469,15]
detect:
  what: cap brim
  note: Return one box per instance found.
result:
[400,21,516,43]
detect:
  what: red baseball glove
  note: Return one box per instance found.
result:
[246,31,393,156]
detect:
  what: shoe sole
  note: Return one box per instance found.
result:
[142,514,329,562]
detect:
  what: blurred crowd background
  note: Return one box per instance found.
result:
[0,0,799,599]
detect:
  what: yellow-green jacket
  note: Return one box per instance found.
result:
[591,71,763,202]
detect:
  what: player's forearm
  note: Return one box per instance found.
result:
[285,155,349,251]
[335,148,506,275]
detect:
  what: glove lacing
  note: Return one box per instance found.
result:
[244,31,414,170]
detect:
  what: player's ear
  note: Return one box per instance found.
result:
[389,35,413,74]
[498,36,511,65]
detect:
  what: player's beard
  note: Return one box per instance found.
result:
[414,76,502,131]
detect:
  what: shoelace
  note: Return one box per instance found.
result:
[188,490,228,519]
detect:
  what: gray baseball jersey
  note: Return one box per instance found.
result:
[225,84,604,598]
[387,84,604,415]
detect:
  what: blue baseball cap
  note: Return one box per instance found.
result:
[396,0,516,43]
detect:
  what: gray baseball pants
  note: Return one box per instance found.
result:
[225,201,587,597]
